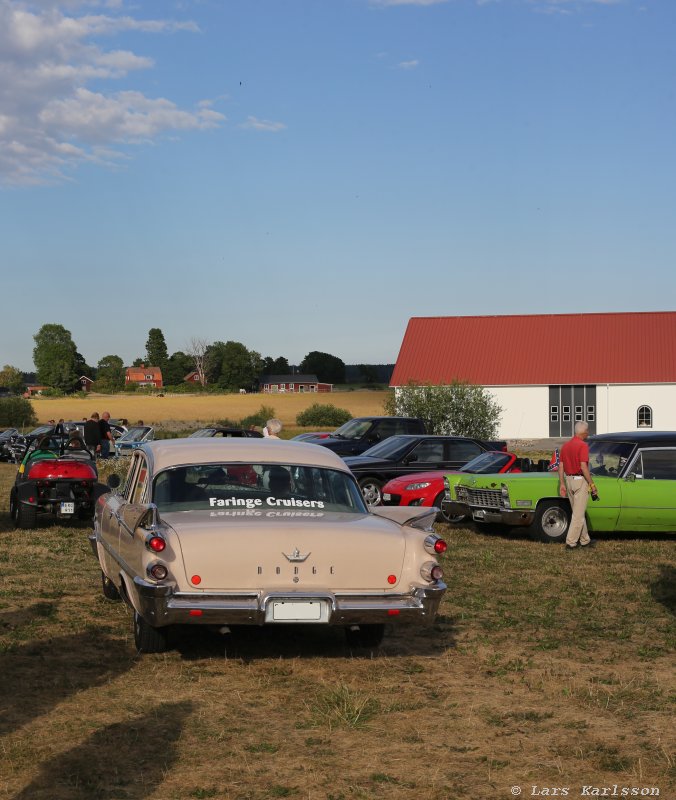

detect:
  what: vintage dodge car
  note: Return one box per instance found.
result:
[90,439,447,653]
[444,431,676,542]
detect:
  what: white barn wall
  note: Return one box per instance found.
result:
[394,383,676,439]
[486,386,550,439]
[597,384,676,433]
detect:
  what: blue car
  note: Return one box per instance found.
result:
[114,426,154,456]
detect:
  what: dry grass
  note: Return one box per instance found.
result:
[29,391,388,429]
[0,462,674,799]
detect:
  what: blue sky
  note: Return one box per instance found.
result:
[1,0,674,372]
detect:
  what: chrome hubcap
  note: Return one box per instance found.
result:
[361,483,381,506]
[542,507,568,537]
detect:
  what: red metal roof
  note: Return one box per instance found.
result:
[390,312,676,386]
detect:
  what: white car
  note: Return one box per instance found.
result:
[90,439,447,653]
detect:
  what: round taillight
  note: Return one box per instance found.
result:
[434,539,447,554]
[387,574,397,585]
[191,575,202,585]
[148,536,166,552]
[148,564,168,580]
[430,565,443,581]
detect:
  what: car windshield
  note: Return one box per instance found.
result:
[361,436,414,460]
[588,441,635,477]
[460,452,512,474]
[29,426,53,437]
[152,462,368,514]
[331,419,372,440]
[118,426,151,443]
[189,429,214,438]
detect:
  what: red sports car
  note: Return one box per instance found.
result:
[381,451,550,523]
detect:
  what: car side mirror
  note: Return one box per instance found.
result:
[625,473,638,482]
[107,474,121,489]
[404,454,418,464]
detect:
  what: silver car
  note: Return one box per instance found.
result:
[90,439,447,653]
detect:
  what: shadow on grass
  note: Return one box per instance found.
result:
[12,701,193,800]
[0,601,57,632]
[0,629,132,737]
[651,564,676,616]
[173,618,456,662]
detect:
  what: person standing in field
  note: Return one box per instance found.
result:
[99,411,115,459]
[264,419,283,439]
[84,412,101,457]
[558,421,597,550]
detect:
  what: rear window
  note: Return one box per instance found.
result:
[152,463,367,514]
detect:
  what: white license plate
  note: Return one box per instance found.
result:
[272,601,322,621]
[473,509,486,520]
[382,493,391,501]
[60,502,75,515]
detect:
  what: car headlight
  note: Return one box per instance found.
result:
[405,481,431,491]
[501,483,511,509]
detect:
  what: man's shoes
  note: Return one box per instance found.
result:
[565,544,577,550]
[580,540,597,549]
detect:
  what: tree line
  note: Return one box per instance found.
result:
[0,324,361,394]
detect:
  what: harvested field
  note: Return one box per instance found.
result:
[29,391,387,429]
[0,462,673,799]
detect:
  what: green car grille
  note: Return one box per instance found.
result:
[455,486,502,508]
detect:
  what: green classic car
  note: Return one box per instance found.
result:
[443,432,676,543]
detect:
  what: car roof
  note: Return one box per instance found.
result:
[141,438,352,474]
[590,431,676,446]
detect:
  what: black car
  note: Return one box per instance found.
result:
[188,427,264,438]
[343,434,507,505]
[313,416,427,457]
[0,428,20,461]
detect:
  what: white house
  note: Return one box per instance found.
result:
[390,312,676,439]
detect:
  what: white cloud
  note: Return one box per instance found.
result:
[398,59,419,69]
[531,0,624,11]
[0,0,221,185]
[239,116,287,133]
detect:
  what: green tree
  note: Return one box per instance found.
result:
[33,324,81,391]
[300,351,346,385]
[262,356,289,375]
[95,355,125,392]
[132,357,145,367]
[384,381,502,438]
[357,364,379,384]
[217,341,263,391]
[0,365,26,393]
[0,396,37,428]
[163,351,195,385]
[145,328,168,369]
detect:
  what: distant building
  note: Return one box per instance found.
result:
[24,385,51,397]
[184,371,204,385]
[125,365,163,389]
[391,312,676,438]
[260,374,332,394]
[78,376,94,392]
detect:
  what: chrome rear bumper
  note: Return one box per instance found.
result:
[131,577,447,628]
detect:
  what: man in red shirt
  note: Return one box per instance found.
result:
[558,421,597,549]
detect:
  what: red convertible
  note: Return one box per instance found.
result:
[381,451,551,523]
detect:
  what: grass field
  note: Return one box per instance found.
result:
[0,461,674,800]
[29,391,388,430]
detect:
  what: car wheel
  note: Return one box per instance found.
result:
[359,477,383,506]
[101,571,121,601]
[531,501,569,543]
[344,624,385,649]
[434,491,466,524]
[17,502,38,530]
[133,611,169,653]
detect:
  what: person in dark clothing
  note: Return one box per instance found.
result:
[99,411,114,458]
[84,412,101,457]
